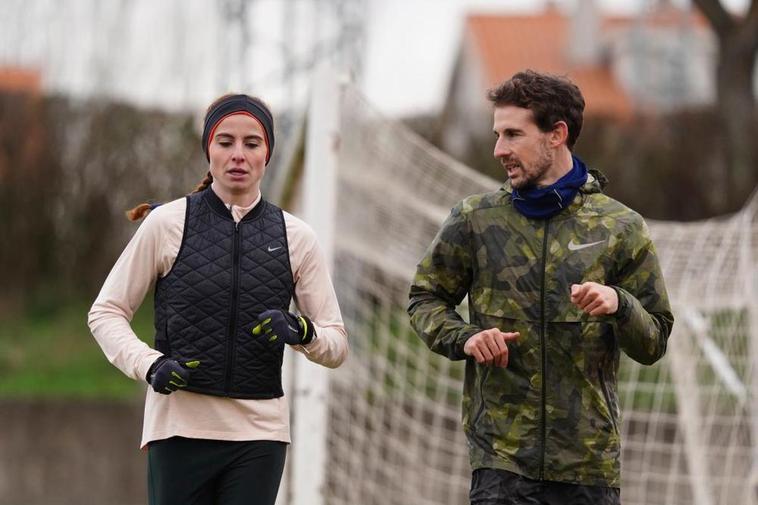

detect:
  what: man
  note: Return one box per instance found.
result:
[408,70,673,505]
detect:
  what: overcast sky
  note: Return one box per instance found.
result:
[0,0,750,117]
[361,0,750,115]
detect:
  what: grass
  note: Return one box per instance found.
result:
[0,297,155,400]
[3,292,746,412]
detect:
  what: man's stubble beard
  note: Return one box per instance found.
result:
[511,138,554,190]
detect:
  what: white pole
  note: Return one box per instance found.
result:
[670,311,715,505]
[288,64,341,505]
[741,201,758,505]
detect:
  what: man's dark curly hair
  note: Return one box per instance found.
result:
[487,70,585,150]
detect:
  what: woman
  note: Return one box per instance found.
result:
[88,94,348,505]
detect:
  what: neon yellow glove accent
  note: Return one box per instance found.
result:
[252,318,273,336]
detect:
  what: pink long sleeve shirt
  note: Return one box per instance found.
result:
[88,190,348,448]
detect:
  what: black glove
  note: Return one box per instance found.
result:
[146,357,200,395]
[252,309,316,345]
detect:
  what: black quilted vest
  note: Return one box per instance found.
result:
[153,189,294,399]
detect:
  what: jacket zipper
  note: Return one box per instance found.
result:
[598,368,619,432]
[538,218,550,480]
[224,221,241,394]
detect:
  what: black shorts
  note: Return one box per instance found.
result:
[148,437,287,505]
[470,468,620,505]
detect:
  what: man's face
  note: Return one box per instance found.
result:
[492,106,556,190]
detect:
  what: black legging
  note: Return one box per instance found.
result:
[148,437,287,505]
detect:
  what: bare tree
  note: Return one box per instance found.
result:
[692,0,758,203]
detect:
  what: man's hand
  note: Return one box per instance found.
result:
[147,357,200,395]
[464,328,520,367]
[570,282,618,316]
[252,309,315,346]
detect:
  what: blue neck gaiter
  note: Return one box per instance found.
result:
[511,156,589,220]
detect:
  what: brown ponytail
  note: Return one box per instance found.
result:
[125,202,153,222]
[124,172,214,222]
[192,171,213,193]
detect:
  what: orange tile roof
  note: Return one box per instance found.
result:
[0,67,41,94]
[466,12,634,119]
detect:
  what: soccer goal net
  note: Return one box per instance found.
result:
[289,78,757,505]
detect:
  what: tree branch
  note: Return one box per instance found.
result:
[692,0,735,36]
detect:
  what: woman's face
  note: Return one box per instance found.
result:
[208,113,268,204]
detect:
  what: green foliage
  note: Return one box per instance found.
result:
[618,307,749,415]
[0,298,155,400]
[355,301,464,408]
[618,357,677,413]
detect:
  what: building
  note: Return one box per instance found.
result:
[0,66,41,95]
[440,1,717,159]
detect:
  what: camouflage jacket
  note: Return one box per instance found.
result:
[408,172,674,487]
